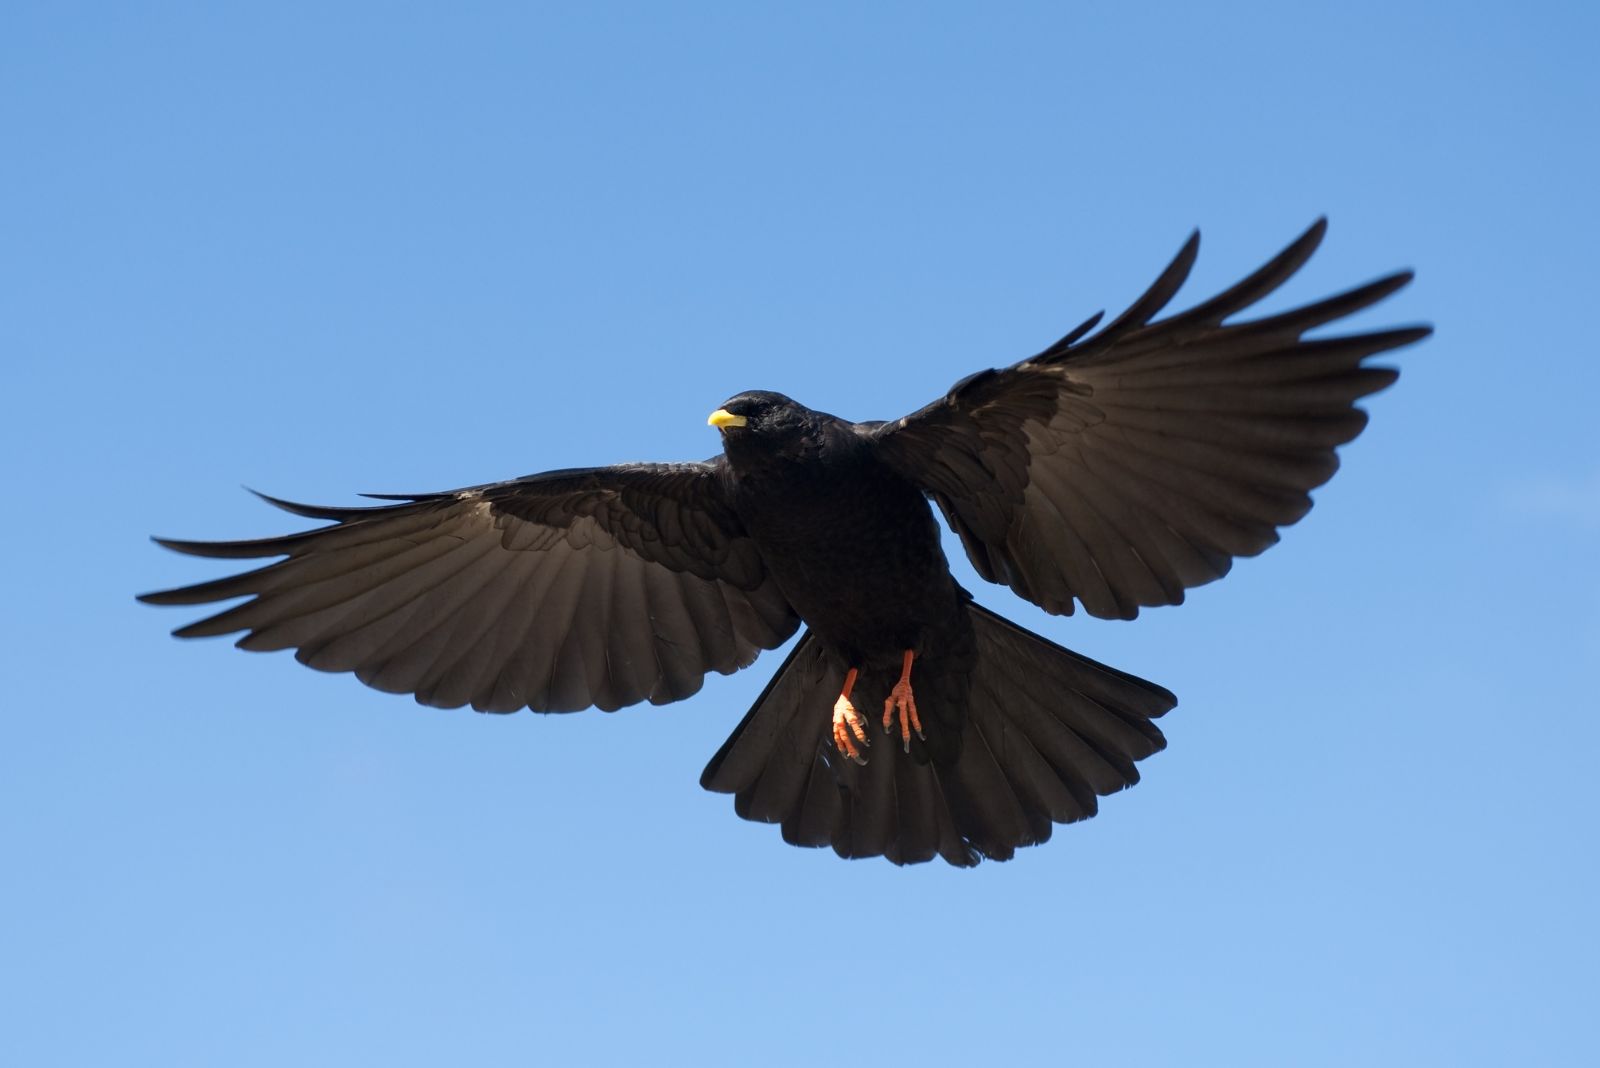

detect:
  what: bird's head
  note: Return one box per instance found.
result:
[708,391,808,436]
[707,391,823,467]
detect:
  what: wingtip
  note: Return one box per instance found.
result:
[135,583,197,606]
[1169,229,1202,288]
[1176,227,1201,266]
[1288,216,1329,259]
[244,487,383,521]
[133,588,205,614]
[244,486,301,513]
[1031,309,1106,361]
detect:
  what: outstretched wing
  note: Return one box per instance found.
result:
[872,219,1430,620]
[140,462,799,712]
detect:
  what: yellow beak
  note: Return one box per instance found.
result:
[707,409,748,429]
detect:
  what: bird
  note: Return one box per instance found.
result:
[140,219,1429,866]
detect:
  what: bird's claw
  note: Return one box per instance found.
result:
[832,694,869,765]
[883,680,923,753]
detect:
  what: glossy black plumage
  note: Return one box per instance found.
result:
[141,219,1429,866]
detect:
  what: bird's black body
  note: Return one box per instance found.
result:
[716,392,962,667]
[141,220,1430,866]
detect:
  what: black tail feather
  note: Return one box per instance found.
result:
[701,605,1177,867]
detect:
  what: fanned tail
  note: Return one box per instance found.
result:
[700,604,1176,866]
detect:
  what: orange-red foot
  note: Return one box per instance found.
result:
[831,667,868,765]
[883,649,924,753]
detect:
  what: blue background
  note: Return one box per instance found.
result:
[6,3,1596,1065]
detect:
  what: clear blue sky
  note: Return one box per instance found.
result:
[5,3,1597,1065]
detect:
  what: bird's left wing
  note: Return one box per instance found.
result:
[140,462,799,712]
[871,219,1430,620]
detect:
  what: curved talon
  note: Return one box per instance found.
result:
[832,695,869,765]
[830,667,867,765]
[883,683,923,753]
[882,649,924,753]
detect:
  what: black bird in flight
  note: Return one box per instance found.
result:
[141,220,1428,866]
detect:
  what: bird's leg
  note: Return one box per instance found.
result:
[831,667,869,765]
[883,649,924,753]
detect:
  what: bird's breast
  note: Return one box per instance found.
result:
[731,457,959,662]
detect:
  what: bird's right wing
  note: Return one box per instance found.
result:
[872,220,1429,620]
[140,461,799,712]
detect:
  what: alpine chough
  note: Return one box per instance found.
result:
[141,219,1429,866]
